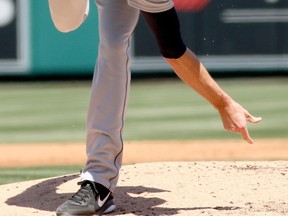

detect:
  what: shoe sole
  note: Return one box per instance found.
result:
[56,200,116,216]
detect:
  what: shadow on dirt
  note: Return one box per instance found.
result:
[6,175,240,215]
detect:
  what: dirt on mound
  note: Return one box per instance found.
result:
[1,161,288,216]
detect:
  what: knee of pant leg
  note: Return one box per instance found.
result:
[99,35,131,57]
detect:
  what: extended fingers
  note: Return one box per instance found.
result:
[229,124,253,144]
[239,127,253,144]
[243,113,261,144]
[220,105,260,144]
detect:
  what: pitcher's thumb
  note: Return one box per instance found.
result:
[246,113,262,123]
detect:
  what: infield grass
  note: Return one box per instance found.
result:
[0,77,287,143]
[0,165,82,185]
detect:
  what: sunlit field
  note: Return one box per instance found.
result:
[0,77,286,143]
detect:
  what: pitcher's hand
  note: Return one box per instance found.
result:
[218,101,262,144]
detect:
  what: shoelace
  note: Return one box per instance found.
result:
[70,182,98,204]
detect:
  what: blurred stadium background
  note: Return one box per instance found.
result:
[0,0,287,184]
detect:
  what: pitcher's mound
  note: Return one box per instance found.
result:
[1,161,288,216]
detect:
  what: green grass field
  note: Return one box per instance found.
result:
[0,165,82,185]
[0,77,287,143]
[0,77,287,184]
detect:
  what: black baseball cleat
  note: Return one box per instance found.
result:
[56,180,116,216]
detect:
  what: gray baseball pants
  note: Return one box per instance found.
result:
[81,0,174,192]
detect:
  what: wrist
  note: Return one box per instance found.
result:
[213,94,233,111]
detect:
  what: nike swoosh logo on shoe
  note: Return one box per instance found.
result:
[97,192,111,207]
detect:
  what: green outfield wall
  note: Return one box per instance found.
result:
[30,1,99,75]
[0,0,99,76]
[0,0,287,76]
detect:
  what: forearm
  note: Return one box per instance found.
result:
[165,48,232,110]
